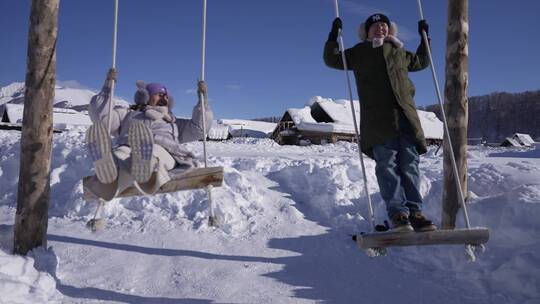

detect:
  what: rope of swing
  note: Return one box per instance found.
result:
[199,0,217,226]
[416,0,472,229]
[200,0,209,166]
[89,0,119,230]
[107,0,119,134]
[333,0,376,232]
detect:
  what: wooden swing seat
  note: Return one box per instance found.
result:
[353,227,490,250]
[83,166,224,200]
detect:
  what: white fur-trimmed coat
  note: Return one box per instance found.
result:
[89,79,213,168]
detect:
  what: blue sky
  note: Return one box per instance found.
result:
[1,0,539,119]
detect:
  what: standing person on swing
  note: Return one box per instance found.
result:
[323,13,437,232]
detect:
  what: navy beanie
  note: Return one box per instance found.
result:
[365,13,391,34]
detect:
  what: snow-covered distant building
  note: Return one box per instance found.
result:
[417,111,444,143]
[512,133,535,146]
[209,119,277,140]
[501,133,535,147]
[207,121,231,140]
[272,96,444,146]
[500,137,523,148]
[1,103,92,131]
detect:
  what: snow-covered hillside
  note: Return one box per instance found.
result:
[0,127,539,303]
[0,82,129,109]
[0,82,25,105]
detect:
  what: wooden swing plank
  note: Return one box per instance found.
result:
[83,166,224,200]
[354,228,490,250]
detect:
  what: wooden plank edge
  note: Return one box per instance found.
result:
[83,167,224,201]
[354,228,490,249]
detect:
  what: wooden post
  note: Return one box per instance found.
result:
[13,0,59,255]
[442,0,468,229]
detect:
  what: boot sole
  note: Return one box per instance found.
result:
[129,122,154,184]
[413,224,438,232]
[86,123,117,184]
[391,224,414,232]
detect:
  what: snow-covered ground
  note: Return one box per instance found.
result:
[0,128,539,303]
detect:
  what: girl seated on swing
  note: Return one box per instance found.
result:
[85,68,213,200]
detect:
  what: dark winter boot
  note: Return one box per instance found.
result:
[409,213,437,232]
[390,213,414,232]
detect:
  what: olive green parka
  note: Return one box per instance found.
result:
[323,39,430,158]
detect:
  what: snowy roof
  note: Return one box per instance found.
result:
[287,106,317,125]
[512,133,535,146]
[286,106,341,133]
[218,119,277,138]
[208,121,230,140]
[313,96,360,125]
[417,110,444,140]
[3,103,92,128]
[501,137,522,147]
[284,96,443,139]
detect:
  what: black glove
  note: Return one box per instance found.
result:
[418,19,429,37]
[197,80,208,96]
[197,80,208,106]
[106,68,117,82]
[328,17,342,41]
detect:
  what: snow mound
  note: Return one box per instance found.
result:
[1,128,539,303]
[0,248,58,303]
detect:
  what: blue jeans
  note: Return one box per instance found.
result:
[372,133,423,220]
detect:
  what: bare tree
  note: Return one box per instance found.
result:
[442,0,468,229]
[13,0,59,255]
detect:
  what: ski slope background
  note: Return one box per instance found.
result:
[0,128,539,303]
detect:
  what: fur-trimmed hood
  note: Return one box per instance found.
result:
[358,21,399,41]
[358,21,403,48]
[133,80,175,111]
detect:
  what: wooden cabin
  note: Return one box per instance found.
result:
[272,97,444,146]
